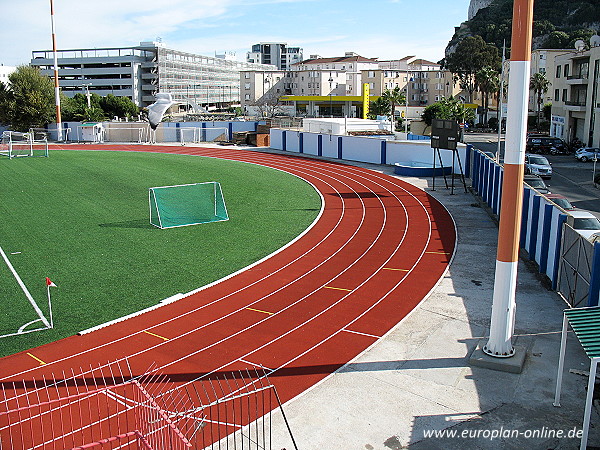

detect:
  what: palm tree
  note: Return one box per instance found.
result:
[475,67,500,126]
[529,72,551,130]
[369,96,391,119]
[382,86,406,132]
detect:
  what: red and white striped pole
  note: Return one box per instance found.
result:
[50,0,63,141]
[483,0,534,357]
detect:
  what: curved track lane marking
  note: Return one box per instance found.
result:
[0,145,456,447]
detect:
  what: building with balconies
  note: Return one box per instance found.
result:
[550,40,600,146]
[31,41,274,109]
[246,43,303,71]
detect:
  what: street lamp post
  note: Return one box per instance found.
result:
[328,77,334,118]
[81,83,91,108]
[404,73,410,134]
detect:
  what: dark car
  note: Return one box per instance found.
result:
[526,136,568,155]
[524,174,550,194]
[545,194,575,211]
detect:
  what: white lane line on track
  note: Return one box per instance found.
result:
[1,152,431,405]
[2,151,449,412]
[1,158,350,380]
[341,329,381,339]
[147,159,443,401]
[147,158,439,395]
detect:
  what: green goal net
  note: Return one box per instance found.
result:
[149,182,229,229]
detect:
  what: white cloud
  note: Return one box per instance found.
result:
[0,0,467,66]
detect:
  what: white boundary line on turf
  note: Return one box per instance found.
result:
[3,149,445,408]
[0,245,51,329]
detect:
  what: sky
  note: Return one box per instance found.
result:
[1,0,472,67]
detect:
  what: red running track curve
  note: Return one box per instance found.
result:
[0,145,456,448]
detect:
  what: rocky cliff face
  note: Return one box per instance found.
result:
[468,0,494,20]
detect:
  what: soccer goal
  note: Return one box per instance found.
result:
[0,131,49,159]
[177,127,230,144]
[149,181,229,229]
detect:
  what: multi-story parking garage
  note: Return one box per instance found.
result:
[31,41,275,109]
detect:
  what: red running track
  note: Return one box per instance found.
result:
[0,145,456,448]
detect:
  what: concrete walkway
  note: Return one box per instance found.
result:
[236,149,600,450]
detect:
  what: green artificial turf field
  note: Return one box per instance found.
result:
[0,150,321,357]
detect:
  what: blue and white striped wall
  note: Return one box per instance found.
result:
[471,150,600,305]
[270,129,470,175]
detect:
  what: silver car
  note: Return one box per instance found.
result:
[525,154,552,179]
[575,147,600,162]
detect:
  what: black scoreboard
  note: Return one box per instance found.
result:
[431,119,460,150]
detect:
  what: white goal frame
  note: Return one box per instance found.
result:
[0,131,49,159]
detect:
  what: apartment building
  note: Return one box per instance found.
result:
[240,69,289,115]
[31,41,274,108]
[246,43,303,70]
[362,57,460,106]
[529,49,571,114]
[550,39,600,146]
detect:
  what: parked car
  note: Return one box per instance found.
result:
[524,174,550,194]
[526,136,568,154]
[524,154,552,179]
[545,194,575,211]
[566,210,600,240]
[575,147,600,162]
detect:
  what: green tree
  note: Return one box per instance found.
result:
[421,97,476,132]
[62,93,106,122]
[382,86,405,131]
[543,31,570,48]
[530,72,551,130]
[475,66,500,125]
[442,36,501,103]
[0,66,56,131]
[369,96,391,119]
[99,94,139,120]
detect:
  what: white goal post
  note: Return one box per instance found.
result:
[0,131,49,159]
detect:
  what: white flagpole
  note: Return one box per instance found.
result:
[47,283,54,328]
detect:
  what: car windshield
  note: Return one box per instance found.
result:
[552,198,573,210]
[526,179,546,188]
[529,156,549,165]
[573,217,600,230]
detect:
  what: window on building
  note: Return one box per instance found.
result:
[564,65,569,77]
[244,83,250,89]
[562,88,567,102]
[368,71,375,78]
[369,82,375,89]
[244,94,250,100]
[244,73,250,79]
[556,65,561,78]
[554,89,560,101]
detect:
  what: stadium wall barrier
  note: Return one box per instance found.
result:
[469,150,599,304]
[46,121,262,143]
[270,129,470,175]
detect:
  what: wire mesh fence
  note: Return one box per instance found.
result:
[0,360,296,450]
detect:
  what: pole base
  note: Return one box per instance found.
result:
[469,339,527,374]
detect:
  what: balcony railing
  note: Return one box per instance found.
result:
[565,100,587,107]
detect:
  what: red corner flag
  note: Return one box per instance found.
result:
[46,277,57,287]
